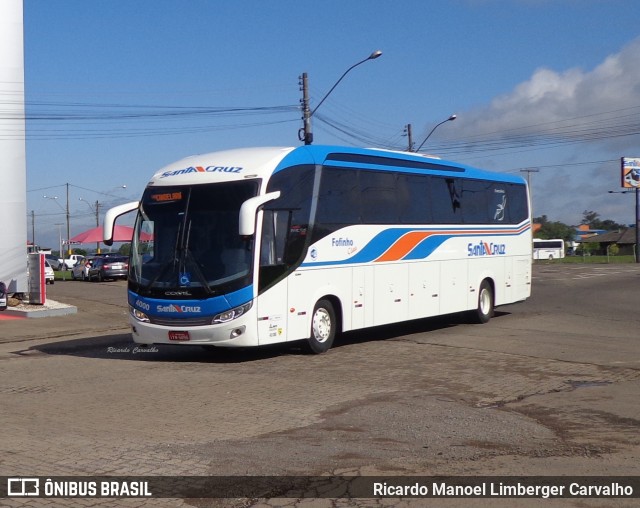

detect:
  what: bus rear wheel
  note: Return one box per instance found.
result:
[305,299,336,354]
[472,280,494,324]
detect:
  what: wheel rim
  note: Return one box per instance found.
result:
[479,288,491,315]
[312,308,332,343]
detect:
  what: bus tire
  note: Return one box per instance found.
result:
[472,280,494,324]
[305,299,336,354]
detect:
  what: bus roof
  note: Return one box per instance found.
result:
[147,145,526,187]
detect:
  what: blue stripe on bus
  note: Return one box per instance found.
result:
[128,284,253,317]
[301,223,530,267]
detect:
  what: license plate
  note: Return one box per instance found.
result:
[168,331,190,341]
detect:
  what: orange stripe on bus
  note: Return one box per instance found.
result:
[374,224,531,262]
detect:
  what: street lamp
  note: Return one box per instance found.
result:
[43,195,63,210]
[299,50,382,145]
[54,223,64,260]
[79,198,101,253]
[79,197,99,226]
[44,184,71,255]
[415,114,457,152]
[608,189,640,263]
[44,193,71,258]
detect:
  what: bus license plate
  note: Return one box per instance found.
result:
[169,331,190,341]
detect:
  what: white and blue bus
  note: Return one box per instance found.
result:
[104,146,532,353]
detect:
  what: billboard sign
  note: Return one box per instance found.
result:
[621,157,640,188]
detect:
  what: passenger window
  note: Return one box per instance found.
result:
[430,177,462,223]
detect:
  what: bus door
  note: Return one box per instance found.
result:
[256,209,289,345]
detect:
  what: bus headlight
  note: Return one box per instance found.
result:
[130,306,150,323]
[212,301,252,324]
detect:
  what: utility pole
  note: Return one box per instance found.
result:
[521,168,540,222]
[298,50,382,145]
[405,124,414,152]
[31,210,35,249]
[299,72,312,145]
[66,182,71,255]
[95,200,101,253]
[520,167,539,188]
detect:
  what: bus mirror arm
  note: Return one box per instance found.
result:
[239,191,281,237]
[103,201,140,246]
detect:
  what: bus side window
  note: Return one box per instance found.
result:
[259,209,290,290]
[507,184,529,223]
[489,185,507,223]
[360,170,398,223]
[430,177,462,223]
[461,179,490,224]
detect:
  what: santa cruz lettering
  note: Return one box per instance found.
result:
[160,166,243,178]
[157,304,202,313]
[468,240,506,256]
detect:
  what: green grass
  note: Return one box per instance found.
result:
[53,270,74,281]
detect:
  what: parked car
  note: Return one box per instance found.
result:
[45,254,61,270]
[44,260,55,284]
[58,254,85,270]
[71,257,94,281]
[88,256,129,282]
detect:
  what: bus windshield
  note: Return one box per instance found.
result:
[129,181,259,295]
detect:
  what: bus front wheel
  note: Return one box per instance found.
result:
[472,280,494,324]
[305,299,336,354]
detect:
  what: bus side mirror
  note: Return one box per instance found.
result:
[103,201,139,246]
[239,192,281,237]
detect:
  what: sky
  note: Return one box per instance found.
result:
[17,0,640,251]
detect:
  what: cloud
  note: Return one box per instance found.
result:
[444,37,640,226]
[453,37,640,154]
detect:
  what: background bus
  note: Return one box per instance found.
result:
[104,145,532,354]
[532,238,565,260]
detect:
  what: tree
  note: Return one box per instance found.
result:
[533,216,575,243]
[581,210,625,230]
[581,210,600,226]
[578,241,599,256]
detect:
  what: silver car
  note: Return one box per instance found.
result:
[71,258,93,281]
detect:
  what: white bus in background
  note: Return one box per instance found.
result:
[532,238,565,260]
[104,145,532,354]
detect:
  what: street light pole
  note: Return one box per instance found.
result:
[65,182,71,256]
[520,168,540,219]
[43,194,68,262]
[299,50,382,145]
[79,198,101,253]
[415,114,457,152]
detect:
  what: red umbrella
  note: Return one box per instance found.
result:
[70,225,147,244]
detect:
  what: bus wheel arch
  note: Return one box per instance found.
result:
[472,278,495,324]
[305,295,342,354]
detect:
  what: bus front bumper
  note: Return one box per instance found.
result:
[129,314,257,348]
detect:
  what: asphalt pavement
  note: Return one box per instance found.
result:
[0,278,130,344]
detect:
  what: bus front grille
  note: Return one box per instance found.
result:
[150,316,212,327]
